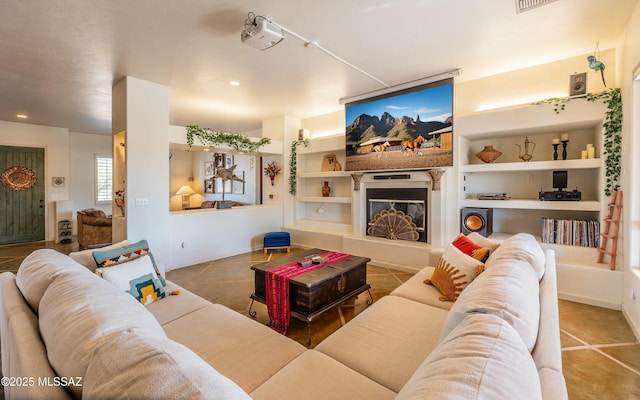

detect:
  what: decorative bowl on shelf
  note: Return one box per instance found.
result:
[475,145,502,163]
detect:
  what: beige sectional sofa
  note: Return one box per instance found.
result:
[0,233,567,399]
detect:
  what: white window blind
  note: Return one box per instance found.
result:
[95,155,113,204]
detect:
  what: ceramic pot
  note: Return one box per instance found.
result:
[475,145,502,163]
[321,181,331,197]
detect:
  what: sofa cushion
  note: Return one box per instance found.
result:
[485,233,545,280]
[396,313,542,400]
[424,244,485,302]
[250,350,396,400]
[389,267,453,311]
[162,303,306,393]
[68,240,130,271]
[16,249,93,314]
[83,329,251,400]
[315,295,449,393]
[80,208,107,217]
[6,312,72,400]
[451,233,490,261]
[38,270,166,397]
[96,254,167,305]
[146,280,211,325]
[438,257,540,351]
[467,231,501,252]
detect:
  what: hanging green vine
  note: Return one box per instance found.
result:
[587,88,622,196]
[289,139,309,195]
[186,125,271,154]
[533,88,622,196]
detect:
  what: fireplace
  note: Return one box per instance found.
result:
[366,188,428,243]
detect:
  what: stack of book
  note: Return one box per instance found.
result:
[541,218,600,248]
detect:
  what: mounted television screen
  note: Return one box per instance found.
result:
[345,78,453,172]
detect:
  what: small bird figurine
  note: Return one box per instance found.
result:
[587,55,606,87]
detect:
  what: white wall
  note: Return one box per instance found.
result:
[456,49,617,115]
[68,131,112,227]
[0,121,70,241]
[168,205,284,270]
[620,1,640,339]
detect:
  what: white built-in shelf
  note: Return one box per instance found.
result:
[461,158,601,173]
[461,198,600,211]
[297,196,352,204]
[297,171,351,179]
[297,135,345,155]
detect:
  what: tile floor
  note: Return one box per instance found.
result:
[1,240,639,399]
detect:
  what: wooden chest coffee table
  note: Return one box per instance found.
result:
[248,248,372,344]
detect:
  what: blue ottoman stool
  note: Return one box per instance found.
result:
[263,232,291,254]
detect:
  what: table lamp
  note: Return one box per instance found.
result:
[176,185,196,210]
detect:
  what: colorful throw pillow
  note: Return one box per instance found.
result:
[96,255,167,305]
[424,244,485,302]
[92,239,165,286]
[451,233,490,262]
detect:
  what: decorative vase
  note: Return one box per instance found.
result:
[118,206,125,217]
[269,176,275,186]
[475,145,502,163]
[321,181,331,197]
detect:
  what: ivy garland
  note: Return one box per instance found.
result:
[289,139,309,195]
[533,88,622,196]
[186,125,271,154]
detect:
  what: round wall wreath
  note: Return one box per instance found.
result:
[1,166,37,191]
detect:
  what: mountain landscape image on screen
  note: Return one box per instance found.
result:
[344,79,454,172]
[346,111,452,143]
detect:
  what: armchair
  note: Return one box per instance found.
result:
[77,209,112,249]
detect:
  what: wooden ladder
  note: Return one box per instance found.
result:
[598,190,623,270]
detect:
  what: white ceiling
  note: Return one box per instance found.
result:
[0,0,637,135]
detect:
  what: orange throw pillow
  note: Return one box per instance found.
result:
[425,244,486,302]
[452,233,490,262]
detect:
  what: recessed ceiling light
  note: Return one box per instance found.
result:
[229,81,240,86]
[16,114,28,119]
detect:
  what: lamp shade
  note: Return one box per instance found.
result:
[176,185,196,196]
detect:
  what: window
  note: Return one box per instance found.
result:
[95,155,113,204]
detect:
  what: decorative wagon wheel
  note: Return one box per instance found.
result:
[0,166,37,191]
[367,207,419,241]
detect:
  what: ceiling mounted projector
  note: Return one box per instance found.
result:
[241,18,283,50]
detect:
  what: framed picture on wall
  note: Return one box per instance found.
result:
[204,178,214,193]
[215,178,231,194]
[204,162,214,177]
[232,171,245,194]
[225,154,234,168]
[213,153,224,168]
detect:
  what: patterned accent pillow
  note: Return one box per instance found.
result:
[424,244,485,302]
[92,239,165,286]
[452,233,490,262]
[96,255,167,305]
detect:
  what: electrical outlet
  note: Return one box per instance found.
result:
[135,198,149,206]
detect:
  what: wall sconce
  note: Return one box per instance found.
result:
[176,185,196,210]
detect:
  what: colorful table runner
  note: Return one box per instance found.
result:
[265,251,351,335]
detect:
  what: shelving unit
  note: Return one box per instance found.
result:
[292,135,353,233]
[456,100,607,255]
[456,101,625,309]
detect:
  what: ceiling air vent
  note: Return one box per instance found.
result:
[516,0,558,13]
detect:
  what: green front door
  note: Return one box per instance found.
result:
[0,146,45,244]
